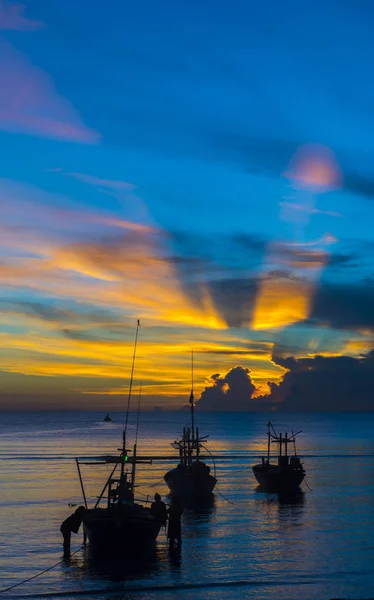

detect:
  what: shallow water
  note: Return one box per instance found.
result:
[1,411,374,599]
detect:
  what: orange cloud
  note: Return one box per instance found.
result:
[252,276,312,330]
[285,144,342,191]
[0,324,284,403]
[0,191,225,330]
[253,144,341,332]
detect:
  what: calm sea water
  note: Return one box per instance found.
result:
[1,411,374,600]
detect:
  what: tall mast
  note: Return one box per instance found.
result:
[121,319,140,479]
[190,349,195,441]
[135,382,142,447]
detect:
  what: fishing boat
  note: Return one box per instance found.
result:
[164,353,217,502]
[103,413,112,422]
[75,321,162,554]
[252,421,306,493]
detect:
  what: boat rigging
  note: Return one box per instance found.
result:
[74,320,162,555]
[252,421,306,493]
[164,350,217,503]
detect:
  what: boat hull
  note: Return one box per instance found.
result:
[252,464,305,493]
[83,506,161,555]
[164,465,217,500]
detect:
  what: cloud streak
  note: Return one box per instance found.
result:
[65,172,136,191]
[0,41,100,143]
[0,1,43,30]
[0,181,225,331]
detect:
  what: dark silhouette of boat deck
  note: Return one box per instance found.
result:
[252,421,306,493]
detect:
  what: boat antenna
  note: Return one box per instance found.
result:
[189,349,195,440]
[135,382,142,446]
[123,319,141,444]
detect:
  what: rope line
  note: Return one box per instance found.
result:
[217,466,251,476]
[149,477,166,489]
[0,545,85,595]
[136,477,165,490]
[215,486,236,505]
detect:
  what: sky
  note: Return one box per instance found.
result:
[1,0,374,411]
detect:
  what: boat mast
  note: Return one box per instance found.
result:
[135,382,142,447]
[292,430,297,456]
[121,319,140,480]
[190,349,195,441]
[132,382,142,487]
[284,431,288,457]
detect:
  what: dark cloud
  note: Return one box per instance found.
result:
[197,351,374,412]
[207,274,374,332]
[266,351,374,411]
[7,229,371,336]
[62,328,104,341]
[168,231,371,330]
[203,278,257,328]
[343,172,374,201]
[0,300,70,322]
[200,274,374,332]
[72,229,374,332]
[0,299,135,344]
[233,234,266,255]
[210,131,374,202]
[199,345,270,357]
[327,252,360,268]
[210,133,296,176]
[197,366,257,411]
[311,283,374,331]
[62,325,134,342]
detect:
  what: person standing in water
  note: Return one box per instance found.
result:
[167,497,183,547]
[60,506,85,557]
[150,493,168,526]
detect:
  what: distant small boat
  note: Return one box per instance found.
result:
[103,413,112,422]
[252,421,306,493]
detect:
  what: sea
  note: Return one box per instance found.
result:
[1,411,374,600]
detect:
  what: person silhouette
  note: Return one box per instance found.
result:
[167,497,183,547]
[60,506,85,557]
[150,493,168,526]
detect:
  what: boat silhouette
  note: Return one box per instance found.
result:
[252,421,306,493]
[164,352,217,502]
[75,321,161,555]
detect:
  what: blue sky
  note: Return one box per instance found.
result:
[0,0,374,410]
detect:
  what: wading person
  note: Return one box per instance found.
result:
[167,497,183,547]
[60,506,85,557]
[150,493,168,526]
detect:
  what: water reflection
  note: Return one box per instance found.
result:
[167,493,216,516]
[65,545,162,583]
[278,491,305,507]
[167,545,182,571]
[254,488,305,524]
